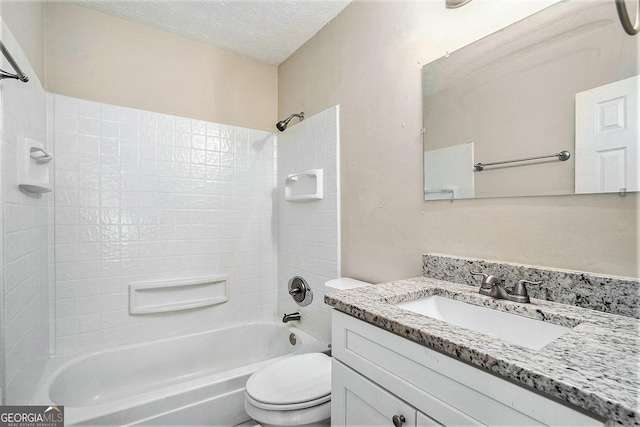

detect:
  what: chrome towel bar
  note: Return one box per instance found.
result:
[474,150,570,172]
[0,40,29,82]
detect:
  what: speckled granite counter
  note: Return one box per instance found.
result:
[325,277,640,426]
[423,253,640,318]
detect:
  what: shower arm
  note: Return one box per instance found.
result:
[276,112,304,132]
[285,113,304,122]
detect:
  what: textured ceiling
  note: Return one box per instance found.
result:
[73,0,352,65]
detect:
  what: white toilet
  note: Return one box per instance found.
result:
[244,278,370,427]
[244,352,332,427]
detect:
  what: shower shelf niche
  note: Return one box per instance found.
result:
[18,137,53,194]
[285,169,323,201]
[129,274,229,314]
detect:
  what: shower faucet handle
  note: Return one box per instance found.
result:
[289,287,301,296]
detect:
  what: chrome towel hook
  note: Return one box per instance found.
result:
[616,0,639,35]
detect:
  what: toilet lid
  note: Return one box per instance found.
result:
[246,353,331,405]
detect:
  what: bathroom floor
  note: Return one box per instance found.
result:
[234,421,260,427]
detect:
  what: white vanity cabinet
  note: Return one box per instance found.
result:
[333,360,441,426]
[331,310,607,427]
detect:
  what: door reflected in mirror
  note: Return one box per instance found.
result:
[422,0,639,200]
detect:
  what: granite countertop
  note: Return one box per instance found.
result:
[325,277,640,426]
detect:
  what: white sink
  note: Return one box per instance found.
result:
[395,295,570,351]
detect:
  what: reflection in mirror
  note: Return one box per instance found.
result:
[423,0,639,200]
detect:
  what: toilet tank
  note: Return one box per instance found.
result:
[325,278,371,291]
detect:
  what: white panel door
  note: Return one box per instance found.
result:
[575,75,639,194]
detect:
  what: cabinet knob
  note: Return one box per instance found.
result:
[392,414,406,427]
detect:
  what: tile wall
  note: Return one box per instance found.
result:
[276,106,340,343]
[0,19,338,404]
[51,95,277,355]
[1,22,50,404]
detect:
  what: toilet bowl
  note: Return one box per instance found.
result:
[244,353,331,427]
[244,278,370,427]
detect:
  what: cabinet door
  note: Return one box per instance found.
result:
[332,310,605,426]
[333,360,417,427]
[417,411,442,427]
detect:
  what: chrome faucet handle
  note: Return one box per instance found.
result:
[511,279,542,303]
[470,270,500,286]
[513,279,542,296]
[289,287,301,296]
[470,270,488,281]
[470,270,501,297]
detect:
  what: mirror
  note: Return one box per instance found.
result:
[423,0,639,200]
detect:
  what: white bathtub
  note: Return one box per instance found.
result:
[33,322,327,426]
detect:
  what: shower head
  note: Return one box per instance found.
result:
[276,112,304,132]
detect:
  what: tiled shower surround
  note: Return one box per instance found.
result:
[51,95,277,355]
[1,23,50,404]
[277,106,340,343]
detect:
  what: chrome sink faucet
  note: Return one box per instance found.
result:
[470,271,541,303]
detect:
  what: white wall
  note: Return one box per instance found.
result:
[50,95,277,355]
[0,21,50,404]
[277,106,340,343]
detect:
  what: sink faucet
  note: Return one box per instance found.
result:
[282,311,301,323]
[470,271,540,303]
[470,271,500,295]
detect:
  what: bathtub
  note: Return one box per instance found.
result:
[32,322,327,426]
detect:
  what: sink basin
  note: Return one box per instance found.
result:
[395,295,570,351]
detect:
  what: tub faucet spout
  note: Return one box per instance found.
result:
[282,311,301,323]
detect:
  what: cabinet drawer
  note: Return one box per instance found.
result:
[332,310,605,426]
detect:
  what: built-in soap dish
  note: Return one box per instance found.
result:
[18,137,53,193]
[285,169,323,201]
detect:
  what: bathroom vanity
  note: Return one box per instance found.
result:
[326,278,639,426]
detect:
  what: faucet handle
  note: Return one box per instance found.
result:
[470,270,488,281]
[470,270,500,286]
[471,271,501,297]
[513,279,542,298]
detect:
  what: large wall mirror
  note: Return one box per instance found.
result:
[423,0,639,200]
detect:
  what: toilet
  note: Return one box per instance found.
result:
[244,278,370,427]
